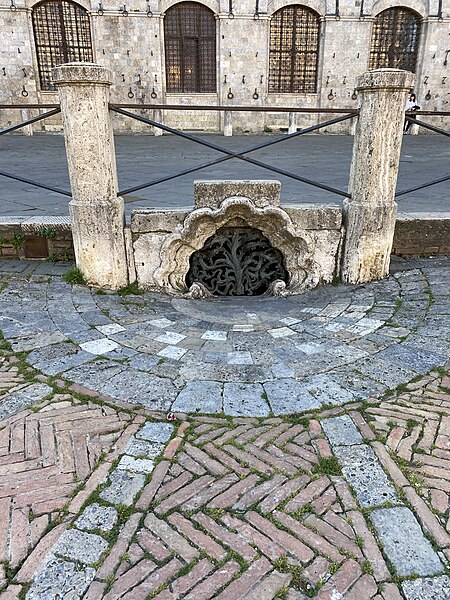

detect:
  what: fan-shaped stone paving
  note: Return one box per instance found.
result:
[0,257,450,599]
[0,258,449,416]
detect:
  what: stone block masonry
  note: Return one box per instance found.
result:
[1,213,448,263]
[1,0,448,134]
[0,217,74,260]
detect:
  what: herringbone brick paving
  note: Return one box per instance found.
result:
[63,367,450,600]
[0,351,145,593]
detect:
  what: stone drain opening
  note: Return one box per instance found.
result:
[185,226,289,296]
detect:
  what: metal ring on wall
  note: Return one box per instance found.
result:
[227,89,234,99]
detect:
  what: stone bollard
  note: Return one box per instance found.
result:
[224,110,232,136]
[153,108,164,136]
[288,112,296,134]
[21,109,33,136]
[341,69,415,284]
[52,63,128,289]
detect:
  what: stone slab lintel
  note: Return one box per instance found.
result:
[194,180,281,209]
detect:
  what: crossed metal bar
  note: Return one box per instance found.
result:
[0,106,448,201]
[0,107,72,197]
[394,115,450,198]
[111,106,354,198]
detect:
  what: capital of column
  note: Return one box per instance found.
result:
[52,63,112,86]
[356,68,415,93]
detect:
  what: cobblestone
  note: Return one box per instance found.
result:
[74,504,118,532]
[26,557,96,600]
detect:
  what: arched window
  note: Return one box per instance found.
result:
[32,0,93,91]
[164,2,216,93]
[369,7,421,73]
[269,5,320,94]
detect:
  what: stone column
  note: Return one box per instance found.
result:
[341,69,414,284]
[53,63,128,289]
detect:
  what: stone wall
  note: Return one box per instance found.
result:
[1,0,448,133]
[1,212,448,262]
[393,213,450,257]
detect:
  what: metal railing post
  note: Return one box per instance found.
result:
[53,62,128,289]
[341,68,415,284]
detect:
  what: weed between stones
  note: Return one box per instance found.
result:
[63,267,86,285]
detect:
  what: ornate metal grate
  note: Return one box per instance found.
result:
[369,8,421,73]
[269,5,320,94]
[186,227,289,296]
[164,1,216,94]
[32,0,93,91]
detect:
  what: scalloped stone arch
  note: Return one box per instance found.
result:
[267,0,325,17]
[153,197,321,294]
[160,0,219,15]
[371,0,427,18]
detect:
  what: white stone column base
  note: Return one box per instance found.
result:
[69,197,128,289]
[341,199,398,284]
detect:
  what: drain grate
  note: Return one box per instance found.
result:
[186,227,288,296]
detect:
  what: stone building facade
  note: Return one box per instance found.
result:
[0,0,448,133]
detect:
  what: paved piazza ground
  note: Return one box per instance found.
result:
[0,134,449,216]
[0,257,450,599]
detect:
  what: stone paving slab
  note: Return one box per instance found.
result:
[370,507,444,577]
[1,258,449,417]
[402,575,450,600]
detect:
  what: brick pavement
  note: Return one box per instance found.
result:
[0,357,449,597]
[0,259,449,598]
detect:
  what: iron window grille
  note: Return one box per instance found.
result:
[164,1,216,94]
[269,5,320,94]
[32,0,93,91]
[369,8,421,73]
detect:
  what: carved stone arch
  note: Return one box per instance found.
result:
[32,0,94,91]
[163,0,217,93]
[153,197,321,294]
[160,0,219,15]
[267,0,325,17]
[371,0,427,18]
[29,0,91,11]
